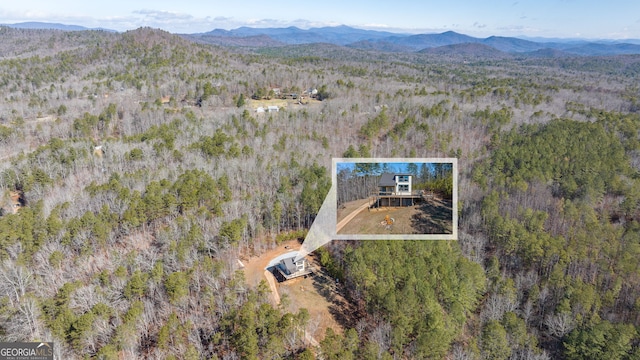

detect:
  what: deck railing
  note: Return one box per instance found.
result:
[375,190,423,196]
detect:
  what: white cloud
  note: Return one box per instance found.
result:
[362,23,391,29]
[353,23,443,34]
[290,19,341,29]
[245,18,289,27]
[133,9,194,22]
[496,24,547,36]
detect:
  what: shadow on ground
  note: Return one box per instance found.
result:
[268,266,285,282]
[411,196,453,234]
[310,265,357,330]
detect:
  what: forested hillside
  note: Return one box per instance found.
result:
[1,26,640,359]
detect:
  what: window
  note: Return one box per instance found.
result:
[398,184,409,192]
[397,175,409,182]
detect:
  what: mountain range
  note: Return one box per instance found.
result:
[3,22,640,57]
[188,26,640,57]
[1,21,114,32]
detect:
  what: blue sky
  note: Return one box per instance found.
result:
[337,162,437,175]
[1,0,639,39]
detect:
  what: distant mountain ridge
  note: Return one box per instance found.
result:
[4,22,640,56]
[419,43,512,59]
[191,26,640,56]
[195,25,403,45]
[1,22,115,32]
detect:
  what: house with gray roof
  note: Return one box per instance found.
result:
[379,173,412,195]
[273,255,312,281]
[376,173,418,207]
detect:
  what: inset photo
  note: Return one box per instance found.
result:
[334,158,457,239]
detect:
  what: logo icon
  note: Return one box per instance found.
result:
[0,342,54,360]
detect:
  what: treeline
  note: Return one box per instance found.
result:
[471,112,640,358]
[415,163,453,199]
[342,240,485,358]
[337,157,453,206]
[480,117,630,199]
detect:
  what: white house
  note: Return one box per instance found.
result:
[279,257,306,275]
[274,255,312,281]
[379,173,412,195]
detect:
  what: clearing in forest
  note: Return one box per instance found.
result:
[249,98,323,111]
[242,240,349,341]
[337,195,453,235]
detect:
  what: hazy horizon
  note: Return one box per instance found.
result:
[1,0,639,40]
[3,21,640,43]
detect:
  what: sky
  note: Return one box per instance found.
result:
[337,162,437,175]
[1,0,639,39]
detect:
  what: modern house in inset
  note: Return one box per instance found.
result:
[375,173,420,207]
[379,173,412,195]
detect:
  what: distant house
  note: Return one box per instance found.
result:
[93,145,103,157]
[374,104,388,113]
[9,190,24,214]
[257,106,280,114]
[379,173,412,195]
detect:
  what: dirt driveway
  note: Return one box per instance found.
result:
[241,240,346,340]
[242,240,301,289]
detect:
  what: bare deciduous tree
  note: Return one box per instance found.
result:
[0,260,33,307]
[544,312,575,338]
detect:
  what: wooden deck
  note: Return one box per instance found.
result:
[270,260,314,282]
[370,190,428,208]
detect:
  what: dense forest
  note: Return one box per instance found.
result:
[1,26,640,359]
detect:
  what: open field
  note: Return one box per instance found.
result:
[248,98,323,111]
[278,264,351,340]
[248,98,289,109]
[337,194,453,235]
